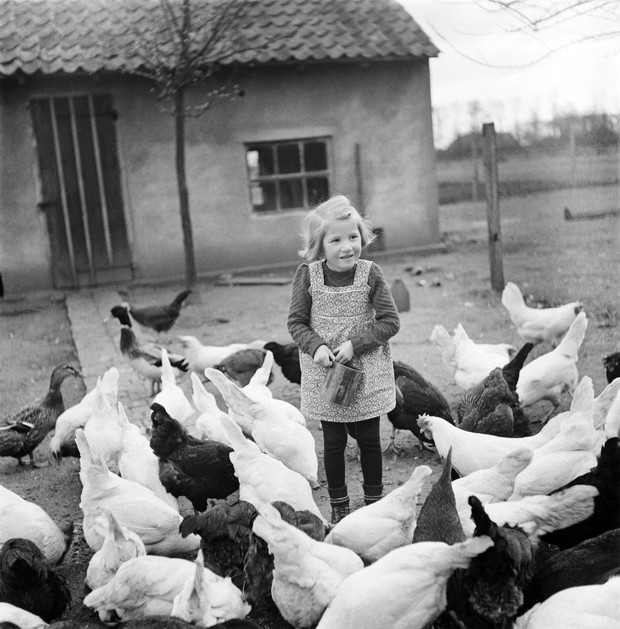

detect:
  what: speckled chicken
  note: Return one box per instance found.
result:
[149,402,239,512]
[0,363,81,466]
[214,348,270,387]
[121,289,192,338]
[263,341,301,385]
[385,360,454,453]
[0,537,71,623]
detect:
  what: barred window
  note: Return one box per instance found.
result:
[246,138,331,212]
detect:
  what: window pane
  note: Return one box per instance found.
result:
[307,176,329,206]
[251,181,277,212]
[279,178,303,209]
[247,146,274,177]
[304,141,327,171]
[277,143,300,174]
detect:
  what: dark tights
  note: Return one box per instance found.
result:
[321,417,382,490]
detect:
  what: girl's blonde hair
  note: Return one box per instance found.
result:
[298,195,376,261]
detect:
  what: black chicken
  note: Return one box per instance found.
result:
[263,341,301,385]
[542,437,620,550]
[180,495,325,613]
[120,289,192,338]
[603,352,620,383]
[214,349,270,387]
[0,537,71,622]
[0,363,81,466]
[385,360,454,454]
[149,402,239,512]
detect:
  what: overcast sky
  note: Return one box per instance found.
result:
[399,0,620,145]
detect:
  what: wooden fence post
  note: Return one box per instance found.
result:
[482,123,505,292]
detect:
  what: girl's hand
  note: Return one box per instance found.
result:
[313,344,335,367]
[334,340,354,363]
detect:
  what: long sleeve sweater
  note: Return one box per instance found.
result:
[287,260,400,359]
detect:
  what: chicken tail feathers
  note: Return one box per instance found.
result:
[174,289,192,306]
[502,342,534,391]
[469,496,497,540]
[501,282,526,316]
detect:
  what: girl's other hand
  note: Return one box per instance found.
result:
[314,344,335,367]
[334,340,354,363]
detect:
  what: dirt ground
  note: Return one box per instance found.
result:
[0,184,619,627]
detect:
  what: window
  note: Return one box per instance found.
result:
[246,138,331,212]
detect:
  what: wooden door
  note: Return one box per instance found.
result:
[30,94,132,288]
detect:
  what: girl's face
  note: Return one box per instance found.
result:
[322,217,362,272]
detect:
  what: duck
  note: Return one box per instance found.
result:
[263,340,301,385]
[120,289,192,340]
[0,363,81,467]
[178,336,262,375]
[501,281,583,346]
[76,429,201,556]
[205,367,319,488]
[49,366,119,462]
[109,305,189,394]
[252,502,364,629]
[151,347,195,426]
[0,484,73,565]
[325,465,433,564]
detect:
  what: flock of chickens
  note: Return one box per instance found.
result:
[1,280,620,629]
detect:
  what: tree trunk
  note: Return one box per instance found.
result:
[175,87,196,289]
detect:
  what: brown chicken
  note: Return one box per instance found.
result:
[121,289,192,338]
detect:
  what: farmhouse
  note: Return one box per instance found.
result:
[0,0,440,293]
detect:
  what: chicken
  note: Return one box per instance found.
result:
[151,348,195,426]
[109,305,189,394]
[83,555,201,623]
[205,367,319,488]
[316,535,494,629]
[263,341,301,385]
[325,465,433,564]
[76,429,201,556]
[412,449,465,545]
[170,550,251,627]
[385,360,454,454]
[501,281,583,346]
[516,312,588,422]
[252,503,364,629]
[521,528,620,614]
[603,351,620,383]
[178,336,259,375]
[149,403,239,512]
[191,372,234,446]
[513,577,620,628]
[0,485,73,566]
[49,366,119,462]
[215,412,327,526]
[86,509,147,591]
[0,363,81,466]
[0,537,71,623]
[121,289,192,339]
[215,348,269,388]
[0,602,48,629]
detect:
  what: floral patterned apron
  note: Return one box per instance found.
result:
[299,259,395,423]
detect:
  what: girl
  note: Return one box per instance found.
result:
[287,195,400,523]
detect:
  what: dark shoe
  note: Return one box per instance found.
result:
[331,498,350,524]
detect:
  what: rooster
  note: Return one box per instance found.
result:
[120,289,191,339]
[501,282,582,346]
[149,403,239,512]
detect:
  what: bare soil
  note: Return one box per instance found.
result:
[1,184,618,627]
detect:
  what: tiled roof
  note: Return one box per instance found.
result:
[0,0,439,76]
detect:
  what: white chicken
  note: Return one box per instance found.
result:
[516,312,588,420]
[170,549,251,627]
[0,484,73,565]
[325,466,432,564]
[83,555,199,622]
[205,367,319,488]
[179,336,257,374]
[217,412,327,526]
[151,347,195,426]
[49,366,119,462]
[191,372,234,446]
[513,576,620,629]
[0,603,47,629]
[459,484,598,538]
[252,503,364,629]
[316,536,494,629]
[76,429,200,556]
[86,509,147,591]
[501,281,583,346]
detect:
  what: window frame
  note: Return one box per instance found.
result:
[245,136,332,213]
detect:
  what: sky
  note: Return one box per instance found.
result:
[399,0,620,146]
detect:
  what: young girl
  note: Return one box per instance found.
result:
[287,195,400,523]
